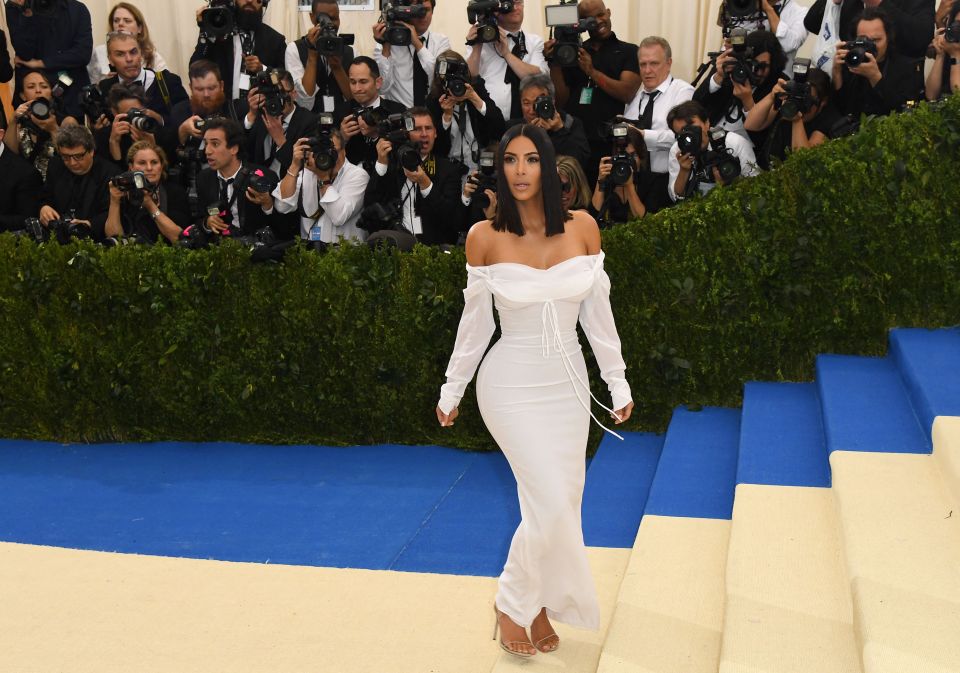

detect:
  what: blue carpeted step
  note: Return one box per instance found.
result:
[737,382,831,487]
[643,406,740,520]
[582,431,664,548]
[889,327,960,438]
[816,355,930,454]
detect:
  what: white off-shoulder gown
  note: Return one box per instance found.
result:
[438,252,632,631]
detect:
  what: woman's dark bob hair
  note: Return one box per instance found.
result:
[493,124,569,237]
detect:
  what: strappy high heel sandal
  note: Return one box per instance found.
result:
[532,609,560,653]
[492,605,536,658]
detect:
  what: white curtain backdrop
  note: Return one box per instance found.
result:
[77,0,815,91]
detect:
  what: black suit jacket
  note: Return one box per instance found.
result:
[804,0,935,60]
[98,70,190,123]
[0,145,43,231]
[190,24,287,100]
[39,155,121,241]
[363,154,464,245]
[835,51,923,116]
[196,162,278,236]
[246,105,319,176]
[334,97,408,170]
[427,76,505,166]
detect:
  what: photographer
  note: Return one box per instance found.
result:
[5,69,79,181]
[693,29,788,145]
[745,66,842,166]
[624,37,695,213]
[926,4,960,99]
[833,8,923,117]
[0,113,44,233]
[364,107,463,245]
[286,0,353,114]
[189,0,287,101]
[273,126,369,243]
[243,69,319,177]
[506,73,591,176]
[196,117,279,238]
[333,57,406,170]
[94,85,168,169]
[39,125,120,240]
[104,141,189,243]
[426,50,505,177]
[667,100,759,202]
[716,0,810,72]
[97,30,189,126]
[461,149,499,227]
[465,0,548,121]
[590,124,649,224]
[805,1,935,63]
[374,0,451,108]
[5,0,92,120]
[546,0,641,184]
[170,60,243,149]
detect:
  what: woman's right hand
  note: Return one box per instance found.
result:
[436,406,459,427]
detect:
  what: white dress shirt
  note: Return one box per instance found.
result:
[374,30,451,109]
[273,160,369,243]
[218,164,243,225]
[667,131,759,202]
[442,101,487,178]
[467,31,548,117]
[374,160,433,235]
[624,76,695,175]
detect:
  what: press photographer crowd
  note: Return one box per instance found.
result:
[0,0,956,252]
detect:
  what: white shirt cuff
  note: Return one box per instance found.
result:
[375,161,389,176]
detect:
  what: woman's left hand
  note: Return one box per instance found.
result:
[612,401,634,424]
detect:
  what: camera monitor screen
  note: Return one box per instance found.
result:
[545,3,579,27]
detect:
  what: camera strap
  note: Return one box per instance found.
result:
[155,70,172,111]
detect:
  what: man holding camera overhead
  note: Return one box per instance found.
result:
[287,0,354,114]
[466,0,549,122]
[832,7,923,116]
[190,0,287,101]
[373,0,451,108]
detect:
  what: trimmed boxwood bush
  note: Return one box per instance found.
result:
[1,97,959,450]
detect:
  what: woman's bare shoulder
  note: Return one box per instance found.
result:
[465,219,496,266]
[565,210,602,255]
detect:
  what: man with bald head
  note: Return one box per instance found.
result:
[546,0,641,184]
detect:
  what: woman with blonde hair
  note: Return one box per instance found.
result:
[556,155,592,212]
[88,3,168,84]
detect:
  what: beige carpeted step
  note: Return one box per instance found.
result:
[718,484,861,673]
[933,416,960,509]
[831,450,960,673]
[595,515,730,673]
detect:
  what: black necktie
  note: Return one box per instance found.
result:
[412,36,429,106]
[505,32,525,120]
[219,177,234,224]
[638,90,660,131]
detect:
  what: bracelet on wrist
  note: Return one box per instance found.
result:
[286,169,299,178]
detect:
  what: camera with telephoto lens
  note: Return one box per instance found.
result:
[22,0,58,17]
[125,108,159,133]
[721,28,760,86]
[605,123,634,186]
[47,210,91,245]
[774,58,815,120]
[545,2,597,68]
[533,94,555,121]
[24,98,52,121]
[469,150,498,210]
[250,70,288,117]
[437,58,470,98]
[358,198,404,233]
[306,113,339,171]
[697,127,741,184]
[946,19,960,43]
[677,124,703,157]
[380,0,428,47]
[80,84,111,123]
[310,12,355,56]
[467,0,514,45]
[845,37,878,67]
[198,0,236,42]
[110,170,148,192]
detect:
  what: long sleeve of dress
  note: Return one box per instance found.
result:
[579,268,632,412]
[437,270,496,414]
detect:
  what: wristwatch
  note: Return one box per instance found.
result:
[150,209,161,220]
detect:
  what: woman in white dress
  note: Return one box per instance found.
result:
[88,3,167,84]
[436,124,634,657]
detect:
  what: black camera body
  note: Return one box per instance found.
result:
[311,14,355,56]
[721,0,762,37]
[381,0,428,47]
[250,70,288,117]
[125,108,160,133]
[20,217,49,244]
[845,37,878,67]
[24,98,52,122]
[378,112,414,146]
[698,127,741,184]
[552,18,597,67]
[351,102,382,128]
[946,20,960,43]
[48,213,91,245]
[469,150,498,209]
[533,94,556,121]
[467,0,514,45]
[677,124,703,157]
[111,170,148,192]
[437,58,470,98]
[606,123,633,186]
[774,58,815,119]
[247,167,278,194]
[359,199,404,233]
[80,84,111,123]
[306,113,339,171]
[199,0,236,42]
[722,28,760,86]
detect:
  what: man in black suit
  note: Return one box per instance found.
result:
[363,106,463,245]
[190,0,287,103]
[0,113,43,232]
[97,31,188,125]
[243,69,318,177]
[196,117,278,237]
[286,0,353,114]
[334,56,406,171]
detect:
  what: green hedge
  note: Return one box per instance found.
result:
[2,96,960,449]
